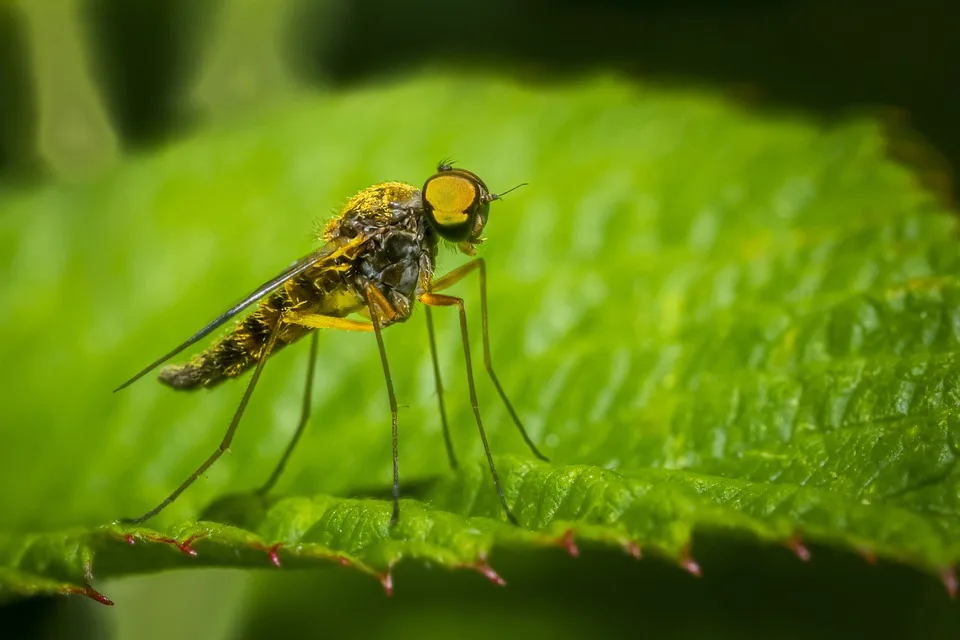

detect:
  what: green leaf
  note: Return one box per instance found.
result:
[1,74,957,604]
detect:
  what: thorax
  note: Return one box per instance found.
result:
[323,182,439,323]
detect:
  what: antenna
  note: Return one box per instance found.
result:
[487,182,528,202]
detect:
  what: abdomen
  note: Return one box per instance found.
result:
[158,270,353,390]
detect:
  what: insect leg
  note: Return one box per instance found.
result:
[284,313,375,332]
[120,314,285,524]
[364,284,402,526]
[258,312,376,495]
[419,291,519,526]
[256,331,318,496]
[430,258,549,462]
[425,306,458,469]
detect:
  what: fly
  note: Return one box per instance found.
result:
[115,162,547,526]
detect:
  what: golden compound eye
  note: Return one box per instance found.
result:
[423,171,481,238]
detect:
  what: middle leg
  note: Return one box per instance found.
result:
[257,313,375,496]
[363,285,402,525]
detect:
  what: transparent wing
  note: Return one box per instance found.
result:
[114,240,358,392]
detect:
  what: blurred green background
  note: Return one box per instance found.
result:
[2,0,959,638]
[1,0,959,187]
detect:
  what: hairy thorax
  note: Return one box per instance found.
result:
[322,182,439,325]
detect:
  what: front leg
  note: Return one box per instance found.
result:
[429,258,548,462]
[363,284,403,526]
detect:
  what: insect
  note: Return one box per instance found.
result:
[115,162,548,526]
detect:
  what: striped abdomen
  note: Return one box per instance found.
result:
[158,269,352,390]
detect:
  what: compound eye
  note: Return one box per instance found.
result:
[422,171,481,240]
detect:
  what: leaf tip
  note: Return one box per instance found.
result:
[474,559,507,587]
[379,571,394,597]
[680,547,701,578]
[256,542,282,568]
[558,529,580,558]
[941,567,957,599]
[140,531,203,557]
[787,536,812,562]
[178,536,201,557]
[63,585,114,607]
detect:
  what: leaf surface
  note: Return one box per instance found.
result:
[1,75,957,602]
